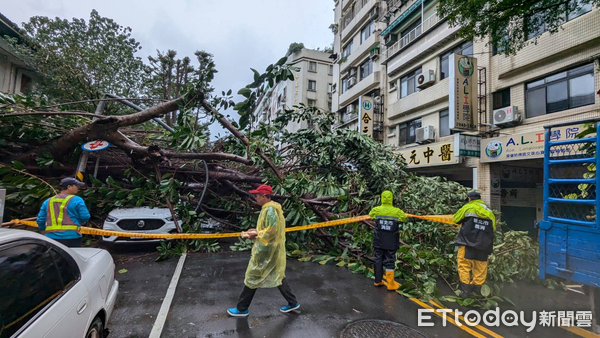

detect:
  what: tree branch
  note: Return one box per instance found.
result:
[200,98,284,181]
[1,111,99,119]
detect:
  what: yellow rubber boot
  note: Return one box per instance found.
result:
[374,281,385,287]
[385,270,400,291]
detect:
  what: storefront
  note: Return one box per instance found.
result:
[396,134,481,187]
[479,124,585,237]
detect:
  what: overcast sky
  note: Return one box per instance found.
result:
[3,0,335,139]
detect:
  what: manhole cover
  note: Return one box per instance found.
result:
[340,320,428,338]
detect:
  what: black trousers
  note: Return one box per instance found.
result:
[236,278,298,311]
[374,248,396,283]
[54,238,81,248]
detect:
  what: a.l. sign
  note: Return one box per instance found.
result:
[449,53,478,131]
[81,140,111,152]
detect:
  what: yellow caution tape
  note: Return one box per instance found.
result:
[408,214,458,226]
[10,213,457,240]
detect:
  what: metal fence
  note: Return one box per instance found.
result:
[544,122,598,226]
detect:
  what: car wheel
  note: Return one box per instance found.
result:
[86,317,104,338]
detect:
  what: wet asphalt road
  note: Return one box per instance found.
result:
[107,245,590,338]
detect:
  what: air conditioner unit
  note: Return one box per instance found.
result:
[348,77,357,87]
[493,106,521,126]
[369,7,379,19]
[416,125,436,144]
[347,104,355,114]
[369,48,380,59]
[384,34,397,47]
[417,70,435,89]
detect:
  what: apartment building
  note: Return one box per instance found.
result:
[477,2,599,235]
[0,13,36,95]
[254,48,333,133]
[380,0,477,187]
[331,0,385,141]
[378,0,599,235]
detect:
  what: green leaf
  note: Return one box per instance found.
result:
[480,284,491,297]
[118,269,128,274]
[251,68,260,82]
[237,88,251,98]
[12,161,25,170]
[276,57,287,66]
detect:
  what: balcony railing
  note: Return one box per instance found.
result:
[381,13,441,62]
[341,0,372,29]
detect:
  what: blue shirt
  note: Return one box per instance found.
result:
[36,195,91,239]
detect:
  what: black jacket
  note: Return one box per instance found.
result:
[373,216,400,251]
[456,216,494,261]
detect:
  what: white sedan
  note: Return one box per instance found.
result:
[102,207,181,244]
[0,229,119,338]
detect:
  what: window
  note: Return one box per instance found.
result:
[440,41,474,80]
[309,61,317,72]
[342,77,350,93]
[568,0,593,20]
[342,41,353,58]
[361,21,375,44]
[388,125,396,136]
[492,27,509,56]
[328,65,334,75]
[492,88,511,110]
[400,68,422,98]
[328,83,333,93]
[526,0,592,40]
[0,244,78,338]
[308,99,316,107]
[20,74,32,94]
[360,59,373,80]
[525,63,594,118]
[308,80,317,91]
[328,101,332,112]
[389,80,398,91]
[526,12,546,40]
[439,109,451,137]
[398,118,422,145]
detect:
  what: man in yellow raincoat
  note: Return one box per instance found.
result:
[227,185,299,317]
[453,191,496,296]
[369,190,407,291]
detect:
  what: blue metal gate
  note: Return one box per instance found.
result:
[539,119,599,286]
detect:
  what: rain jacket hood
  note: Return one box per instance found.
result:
[381,190,393,206]
[244,201,287,289]
[453,199,496,230]
[369,191,407,221]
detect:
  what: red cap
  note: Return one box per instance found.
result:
[249,184,273,195]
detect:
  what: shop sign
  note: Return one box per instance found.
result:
[449,54,478,131]
[395,141,458,168]
[359,96,374,138]
[458,134,481,157]
[480,125,586,163]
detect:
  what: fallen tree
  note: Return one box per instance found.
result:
[0,29,546,306]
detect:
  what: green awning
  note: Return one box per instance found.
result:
[380,0,423,37]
